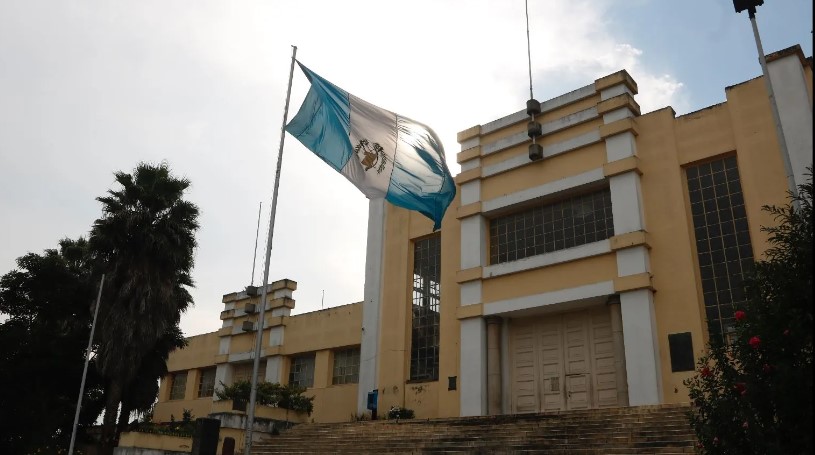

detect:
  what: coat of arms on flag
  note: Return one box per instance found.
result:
[285,62,456,230]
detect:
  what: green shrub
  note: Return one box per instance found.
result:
[387,406,415,420]
[215,380,314,415]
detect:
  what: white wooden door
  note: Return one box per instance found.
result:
[510,321,539,413]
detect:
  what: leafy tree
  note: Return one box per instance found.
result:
[89,162,199,452]
[685,172,813,454]
[0,238,105,454]
[216,380,315,415]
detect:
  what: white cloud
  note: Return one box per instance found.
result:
[0,0,687,336]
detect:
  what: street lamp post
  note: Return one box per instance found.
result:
[733,0,799,202]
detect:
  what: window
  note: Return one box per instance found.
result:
[410,234,441,381]
[169,372,187,400]
[231,362,266,384]
[289,354,315,388]
[686,156,754,340]
[197,368,216,398]
[332,348,360,385]
[489,188,614,264]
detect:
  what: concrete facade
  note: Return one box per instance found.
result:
[155,45,812,424]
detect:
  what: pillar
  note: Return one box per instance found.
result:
[607,295,629,406]
[485,316,503,415]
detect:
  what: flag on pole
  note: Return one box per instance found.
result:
[285,62,456,230]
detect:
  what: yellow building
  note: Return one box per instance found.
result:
[155,45,812,424]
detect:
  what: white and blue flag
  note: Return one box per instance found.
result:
[285,62,456,230]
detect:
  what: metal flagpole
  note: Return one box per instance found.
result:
[244,44,297,455]
[250,201,262,286]
[68,273,105,455]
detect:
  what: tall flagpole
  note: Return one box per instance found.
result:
[244,44,297,455]
[68,274,105,455]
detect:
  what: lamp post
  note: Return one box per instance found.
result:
[733,0,799,202]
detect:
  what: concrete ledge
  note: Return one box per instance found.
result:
[214,354,228,364]
[596,93,641,116]
[220,309,234,320]
[217,327,231,337]
[270,297,295,310]
[457,202,482,219]
[270,279,297,292]
[457,125,482,143]
[456,267,482,284]
[614,273,653,293]
[264,315,285,328]
[457,303,483,320]
[457,146,481,163]
[600,118,639,139]
[595,70,638,95]
[610,231,650,251]
[455,167,482,185]
[264,345,282,356]
[603,156,642,178]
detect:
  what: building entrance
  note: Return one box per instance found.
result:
[510,306,623,413]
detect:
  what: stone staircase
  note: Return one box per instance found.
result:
[252,404,697,454]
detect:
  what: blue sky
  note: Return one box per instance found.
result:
[0,0,811,335]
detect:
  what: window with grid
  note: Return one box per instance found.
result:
[288,354,315,388]
[169,372,187,400]
[197,368,216,398]
[686,156,754,340]
[410,234,441,381]
[332,348,360,385]
[489,188,614,264]
[231,361,266,384]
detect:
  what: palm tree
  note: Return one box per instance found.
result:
[89,162,199,451]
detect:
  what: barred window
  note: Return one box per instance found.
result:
[197,368,216,398]
[169,372,187,400]
[489,188,614,264]
[289,354,315,388]
[410,234,441,381]
[332,348,360,385]
[686,156,754,340]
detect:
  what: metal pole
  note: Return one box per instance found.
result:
[250,201,262,286]
[748,9,799,203]
[68,273,105,455]
[244,44,297,455]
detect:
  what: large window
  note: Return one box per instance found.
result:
[332,348,360,385]
[169,372,187,400]
[410,234,441,381]
[686,156,754,340]
[489,188,614,264]
[197,368,216,398]
[289,354,315,388]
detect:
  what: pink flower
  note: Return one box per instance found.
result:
[749,336,761,349]
[735,310,746,321]
[697,442,704,448]
[742,421,749,429]
[700,366,712,378]
[783,329,790,336]
[762,363,772,373]
[713,437,720,445]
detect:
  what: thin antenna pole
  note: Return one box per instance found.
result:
[68,273,105,455]
[525,0,534,100]
[321,290,325,309]
[244,44,297,455]
[250,201,263,286]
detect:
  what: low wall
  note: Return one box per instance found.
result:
[115,431,192,455]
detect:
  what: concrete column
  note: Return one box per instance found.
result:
[607,295,629,407]
[620,289,662,405]
[485,316,503,415]
[460,317,487,416]
[358,198,386,415]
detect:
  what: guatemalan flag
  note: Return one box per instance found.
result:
[285,62,456,230]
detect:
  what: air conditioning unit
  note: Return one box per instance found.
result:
[241,321,254,332]
[245,285,259,297]
[244,303,256,314]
